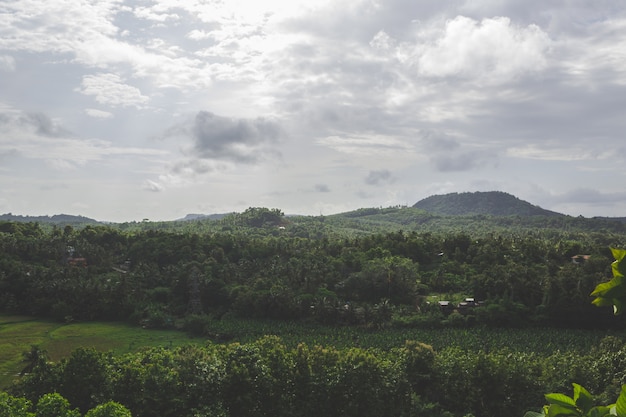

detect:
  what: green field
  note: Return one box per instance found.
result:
[0,315,203,388]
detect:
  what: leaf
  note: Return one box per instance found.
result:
[588,405,614,417]
[612,248,626,278]
[545,393,577,409]
[591,297,614,307]
[615,385,626,417]
[524,412,545,417]
[591,280,619,298]
[611,248,626,263]
[573,383,594,414]
[543,403,582,417]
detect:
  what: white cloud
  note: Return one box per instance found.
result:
[142,179,164,192]
[85,108,114,119]
[406,16,552,83]
[317,135,414,156]
[77,73,149,108]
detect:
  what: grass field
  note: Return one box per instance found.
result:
[0,315,202,388]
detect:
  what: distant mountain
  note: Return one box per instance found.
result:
[178,213,230,221]
[0,213,101,225]
[413,191,564,217]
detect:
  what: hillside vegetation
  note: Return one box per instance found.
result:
[3,195,626,417]
[413,191,562,217]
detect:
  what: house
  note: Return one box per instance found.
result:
[571,254,591,264]
[67,257,87,267]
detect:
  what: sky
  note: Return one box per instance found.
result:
[1,0,626,222]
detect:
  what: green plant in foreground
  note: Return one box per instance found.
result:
[524,383,626,417]
[591,248,626,315]
[526,248,626,417]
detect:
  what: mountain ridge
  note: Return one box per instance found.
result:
[0,191,617,224]
[412,191,563,217]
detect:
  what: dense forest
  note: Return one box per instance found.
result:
[3,203,626,416]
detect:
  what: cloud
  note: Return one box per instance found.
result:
[142,179,164,192]
[0,55,15,71]
[0,110,168,168]
[431,150,496,172]
[407,16,552,83]
[77,73,149,108]
[420,130,461,152]
[314,184,330,193]
[365,170,394,186]
[552,188,626,206]
[17,112,70,137]
[85,108,114,119]
[166,111,284,164]
[317,134,412,156]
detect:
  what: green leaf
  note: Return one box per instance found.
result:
[544,403,582,417]
[591,280,619,297]
[615,385,626,417]
[591,297,614,307]
[611,248,626,263]
[573,383,594,414]
[524,412,545,417]
[545,393,577,409]
[612,248,626,278]
[588,405,614,417]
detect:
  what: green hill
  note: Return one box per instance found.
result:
[412,191,563,217]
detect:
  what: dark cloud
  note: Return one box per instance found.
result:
[365,169,394,186]
[553,188,626,205]
[431,151,495,172]
[169,111,284,164]
[169,159,215,176]
[20,112,69,137]
[314,184,330,193]
[0,111,70,137]
[420,130,461,151]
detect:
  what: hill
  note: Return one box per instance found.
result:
[412,191,563,217]
[0,213,101,226]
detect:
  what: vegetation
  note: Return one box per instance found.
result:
[521,248,626,417]
[412,191,562,217]
[3,199,626,416]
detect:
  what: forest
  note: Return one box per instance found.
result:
[3,206,626,416]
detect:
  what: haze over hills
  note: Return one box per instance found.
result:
[0,213,102,225]
[0,191,620,225]
[412,191,564,217]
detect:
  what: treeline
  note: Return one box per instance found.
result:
[1,212,626,330]
[6,335,626,417]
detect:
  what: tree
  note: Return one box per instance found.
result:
[0,391,33,417]
[84,402,132,417]
[35,393,80,417]
[59,348,112,413]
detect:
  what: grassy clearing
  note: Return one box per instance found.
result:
[0,315,201,388]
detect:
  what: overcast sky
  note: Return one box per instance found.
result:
[1,0,626,222]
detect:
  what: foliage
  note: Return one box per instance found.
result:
[4,209,626,416]
[591,248,626,314]
[524,249,626,417]
[524,383,626,417]
[413,191,562,217]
